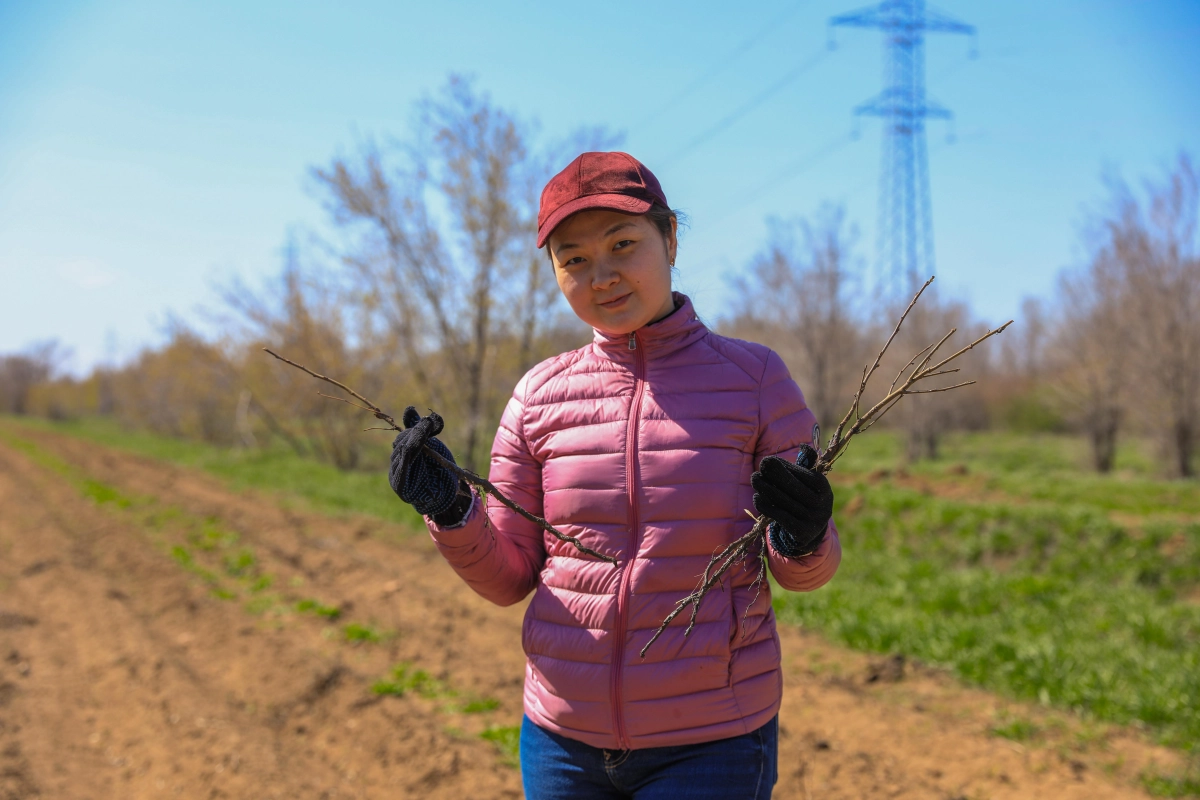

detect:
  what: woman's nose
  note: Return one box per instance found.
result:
[591,260,620,290]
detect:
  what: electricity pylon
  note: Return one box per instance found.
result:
[831,1,974,298]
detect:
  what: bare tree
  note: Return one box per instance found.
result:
[725,204,867,431]
[1097,154,1199,476]
[0,341,68,415]
[980,295,1064,435]
[312,76,600,470]
[109,321,239,445]
[225,243,371,469]
[998,296,1048,383]
[1050,253,1128,472]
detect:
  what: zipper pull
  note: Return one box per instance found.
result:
[628,332,637,351]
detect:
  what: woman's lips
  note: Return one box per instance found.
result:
[598,293,632,310]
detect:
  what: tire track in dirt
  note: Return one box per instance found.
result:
[0,425,1186,799]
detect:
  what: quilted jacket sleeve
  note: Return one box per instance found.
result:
[754,350,842,592]
[423,375,547,606]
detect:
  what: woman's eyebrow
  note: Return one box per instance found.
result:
[604,221,637,237]
[554,222,638,256]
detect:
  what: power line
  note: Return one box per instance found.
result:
[712,130,859,226]
[660,46,832,169]
[634,0,812,132]
[706,33,979,230]
[679,130,861,282]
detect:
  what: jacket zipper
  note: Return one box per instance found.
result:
[611,329,645,749]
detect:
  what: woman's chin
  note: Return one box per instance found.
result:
[588,302,648,335]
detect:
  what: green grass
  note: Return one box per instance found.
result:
[833,429,1155,476]
[5,416,425,531]
[249,575,273,592]
[990,714,1042,742]
[0,427,74,475]
[223,548,257,577]
[461,697,501,713]
[1144,771,1200,798]
[480,725,520,766]
[192,517,239,551]
[243,593,279,615]
[776,479,1200,750]
[371,662,502,718]
[168,543,237,599]
[372,662,446,698]
[295,598,342,619]
[343,622,383,643]
[81,479,134,509]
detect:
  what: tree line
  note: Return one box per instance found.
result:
[725,152,1198,476]
[4,79,1197,477]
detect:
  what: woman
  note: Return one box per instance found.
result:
[388,151,840,799]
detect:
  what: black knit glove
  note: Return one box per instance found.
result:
[752,444,833,558]
[388,407,473,526]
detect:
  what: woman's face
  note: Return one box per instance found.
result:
[547,209,678,336]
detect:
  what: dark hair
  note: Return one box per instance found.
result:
[645,204,687,244]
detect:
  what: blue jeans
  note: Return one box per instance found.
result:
[520,715,778,799]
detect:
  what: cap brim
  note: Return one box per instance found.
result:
[537,193,654,249]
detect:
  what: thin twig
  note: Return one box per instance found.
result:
[890,340,939,393]
[264,349,398,428]
[912,327,958,377]
[262,348,617,566]
[924,321,1014,376]
[906,381,977,394]
[920,368,961,379]
[318,391,379,414]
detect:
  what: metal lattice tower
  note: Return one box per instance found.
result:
[831,1,974,298]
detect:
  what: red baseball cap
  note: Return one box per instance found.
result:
[537,152,668,248]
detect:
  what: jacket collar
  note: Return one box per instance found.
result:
[591,292,708,361]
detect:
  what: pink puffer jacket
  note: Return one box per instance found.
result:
[426,293,840,750]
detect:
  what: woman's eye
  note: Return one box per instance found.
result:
[565,256,585,266]
[614,239,634,250]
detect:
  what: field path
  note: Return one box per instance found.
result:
[0,426,1183,799]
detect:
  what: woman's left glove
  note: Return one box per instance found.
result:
[751,444,834,558]
[388,407,473,527]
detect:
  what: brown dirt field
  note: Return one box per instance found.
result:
[0,427,1186,799]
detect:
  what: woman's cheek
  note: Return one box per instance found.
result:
[555,272,578,300]
[561,282,593,322]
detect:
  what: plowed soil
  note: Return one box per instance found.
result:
[0,425,1185,799]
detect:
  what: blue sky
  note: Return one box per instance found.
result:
[2,0,1197,373]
